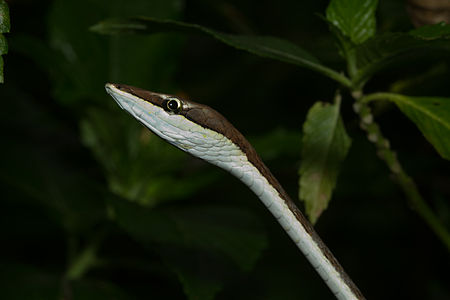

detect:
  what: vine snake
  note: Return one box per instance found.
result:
[105,83,365,300]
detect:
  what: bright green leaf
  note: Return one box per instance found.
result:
[326,0,378,44]
[0,0,10,33]
[91,17,352,87]
[299,99,351,224]
[372,94,450,160]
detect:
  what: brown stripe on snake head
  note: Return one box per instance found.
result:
[111,83,167,108]
[110,83,365,299]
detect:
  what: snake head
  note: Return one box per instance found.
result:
[106,83,268,181]
[105,83,249,161]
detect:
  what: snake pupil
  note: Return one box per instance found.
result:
[166,99,181,112]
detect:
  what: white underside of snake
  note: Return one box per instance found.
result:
[105,83,365,300]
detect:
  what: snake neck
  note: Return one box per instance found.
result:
[208,145,365,300]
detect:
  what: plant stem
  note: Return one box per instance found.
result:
[352,92,450,251]
[311,63,352,88]
[65,229,107,280]
[359,92,403,104]
[66,242,98,280]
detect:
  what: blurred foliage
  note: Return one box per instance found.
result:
[0,0,449,300]
[0,0,10,82]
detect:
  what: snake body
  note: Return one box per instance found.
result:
[105,83,365,300]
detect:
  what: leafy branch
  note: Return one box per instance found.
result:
[90,17,352,87]
[353,93,450,250]
[361,92,450,160]
[90,0,450,251]
[330,0,450,250]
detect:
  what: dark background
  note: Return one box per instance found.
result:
[0,0,449,299]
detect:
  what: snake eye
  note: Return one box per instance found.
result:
[165,98,182,113]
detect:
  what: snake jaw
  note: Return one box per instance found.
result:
[105,83,224,158]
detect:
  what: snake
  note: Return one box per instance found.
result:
[105,83,365,300]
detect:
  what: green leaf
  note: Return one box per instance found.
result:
[0,33,6,55]
[0,0,10,33]
[91,17,352,87]
[299,99,351,224]
[326,0,378,44]
[410,22,450,40]
[353,23,450,85]
[369,94,450,160]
